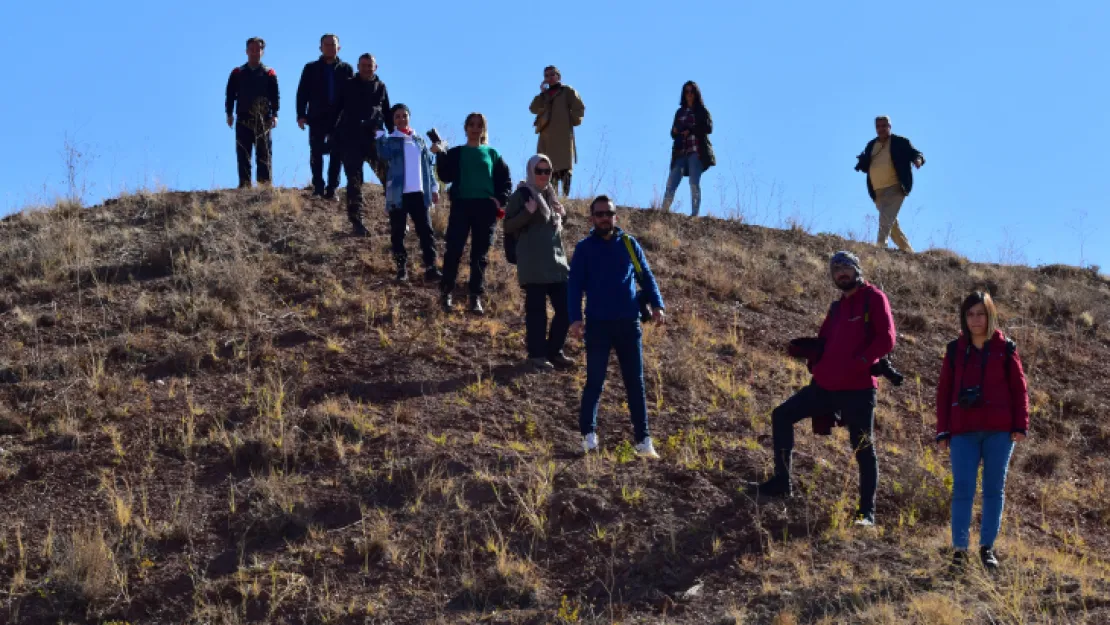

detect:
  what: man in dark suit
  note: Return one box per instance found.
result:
[296,34,354,200]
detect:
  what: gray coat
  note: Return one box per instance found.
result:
[502,186,569,286]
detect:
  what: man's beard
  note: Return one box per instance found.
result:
[835,276,859,291]
[594,224,613,237]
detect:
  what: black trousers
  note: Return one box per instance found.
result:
[390,192,437,268]
[524,282,570,359]
[552,170,572,197]
[235,122,272,186]
[771,382,879,515]
[440,198,498,296]
[342,131,388,213]
[308,121,342,193]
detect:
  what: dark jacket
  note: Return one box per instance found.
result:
[295,57,354,123]
[811,284,896,392]
[334,75,392,133]
[567,228,665,324]
[854,134,924,200]
[936,330,1030,439]
[225,63,280,122]
[669,106,716,172]
[435,146,513,206]
[503,186,569,286]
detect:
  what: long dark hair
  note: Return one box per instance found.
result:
[679,81,705,110]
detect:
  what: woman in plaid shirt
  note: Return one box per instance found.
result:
[661,81,716,216]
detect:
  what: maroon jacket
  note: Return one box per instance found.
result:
[811,284,897,392]
[935,330,1030,439]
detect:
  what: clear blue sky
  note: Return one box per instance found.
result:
[2,0,1107,269]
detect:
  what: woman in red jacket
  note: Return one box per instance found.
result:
[936,291,1029,572]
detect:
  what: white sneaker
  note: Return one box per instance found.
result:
[583,433,599,453]
[635,437,660,459]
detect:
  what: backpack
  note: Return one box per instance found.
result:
[622,235,653,322]
[503,188,528,265]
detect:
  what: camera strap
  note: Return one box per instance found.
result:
[954,342,991,406]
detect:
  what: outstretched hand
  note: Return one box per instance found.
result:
[1012,432,1026,443]
[937,439,950,451]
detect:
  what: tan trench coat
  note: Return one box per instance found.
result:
[529,85,585,172]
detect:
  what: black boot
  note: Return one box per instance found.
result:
[348,208,369,237]
[747,449,792,497]
[395,263,409,283]
[949,550,969,575]
[441,292,454,313]
[424,266,443,282]
[980,546,999,572]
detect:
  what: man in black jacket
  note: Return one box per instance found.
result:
[296,34,354,200]
[854,116,925,253]
[336,53,392,236]
[225,37,280,188]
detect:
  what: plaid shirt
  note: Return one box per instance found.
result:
[678,108,698,155]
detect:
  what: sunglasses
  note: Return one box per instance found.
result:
[684,89,695,94]
[592,211,616,218]
[534,168,552,175]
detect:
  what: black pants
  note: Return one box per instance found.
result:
[308,121,342,193]
[524,282,569,359]
[771,382,879,515]
[235,122,272,186]
[552,170,572,197]
[342,132,388,213]
[390,192,437,268]
[440,198,498,296]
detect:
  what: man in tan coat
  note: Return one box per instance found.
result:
[530,66,585,197]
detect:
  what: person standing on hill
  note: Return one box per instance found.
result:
[854,116,925,253]
[433,113,513,315]
[661,81,716,216]
[225,37,279,189]
[748,251,896,527]
[529,66,585,197]
[568,196,665,459]
[296,34,354,200]
[374,104,441,283]
[503,154,573,371]
[936,291,1029,573]
[335,53,392,236]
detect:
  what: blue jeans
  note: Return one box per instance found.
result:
[950,431,1016,550]
[579,319,648,442]
[663,153,703,216]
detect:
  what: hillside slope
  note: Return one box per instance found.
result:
[1,187,1109,624]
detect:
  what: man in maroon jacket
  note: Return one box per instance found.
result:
[749,251,896,526]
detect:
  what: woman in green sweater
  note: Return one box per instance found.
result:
[433,112,513,315]
[502,154,573,370]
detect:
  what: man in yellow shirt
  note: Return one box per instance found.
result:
[854,116,925,253]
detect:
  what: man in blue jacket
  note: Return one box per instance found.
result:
[568,196,665,458]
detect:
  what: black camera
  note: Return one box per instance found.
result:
[638,292,653,323]
[870,357,904,386]
[957,386,983,408]
[426,128,442,145]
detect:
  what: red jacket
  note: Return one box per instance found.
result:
[935,330,1030,438]
[811,284,897,391]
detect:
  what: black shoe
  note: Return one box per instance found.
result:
[949,550,969,575]
[746,474,792,498]
[468,296,485,316]
[424,266,443,282]
[311,188,325,198]
[441,292,454,313]
[549,351,576,369]
[980,546,999,572]
[350,221,369,237]
[323,188,337,201]
[395,265,409,282]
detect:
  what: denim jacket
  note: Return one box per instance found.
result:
[374,131,439,212]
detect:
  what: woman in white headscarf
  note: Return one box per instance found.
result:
[502,154,573,370]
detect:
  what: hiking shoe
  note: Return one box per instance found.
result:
[468,296,485,316]
[311,188,325,199]
[980,546,999,572]
[853,511,876,527]
[323,188,338,201]
[583,433,599,453]
[424,266,443,282]
[395,265,409,283]
[746,474,793,498]
[350,220,369,238]
[549,351,576,369]
[635,437,660,459]
[529,357,555,371]
[441,292,454,313]
[949,550,969,575]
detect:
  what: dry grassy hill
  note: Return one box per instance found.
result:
[1,186,1109,624]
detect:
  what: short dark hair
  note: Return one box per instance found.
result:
[358,53,375,63]
[875,115,891,125]
[320,33,339,44]
[959,291,999,338]
[544,65,560,75]
[590,195,614,214]
[390,103,410,117]
[246,37,265,50]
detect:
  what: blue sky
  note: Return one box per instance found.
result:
[2,0,1107,269]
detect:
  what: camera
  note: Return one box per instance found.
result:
[957,386,983,408]
[638,292,653,323]
[870,357,904,386]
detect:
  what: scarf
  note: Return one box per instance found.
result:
[524,154,563,222]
